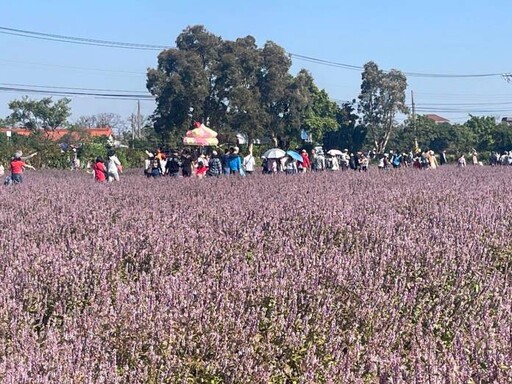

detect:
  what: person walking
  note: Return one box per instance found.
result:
[207,151,222,177]
[471,150,479,165]
[221,150,231,175]
[440,150,448,165]
[165,152,181,177]
[228,147,242,174]
[458,154,467,167]
[92,157,107,183]
[181,151,193,177]
[300,149,311,172]
[9,153,36,184]
[106,149,122,182]
[243,152,256,175]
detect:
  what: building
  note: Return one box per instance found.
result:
[425,114,450,124]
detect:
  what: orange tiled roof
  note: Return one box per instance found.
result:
[0,127,113,140]
[425,114,450,123]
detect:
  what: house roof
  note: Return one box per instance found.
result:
[425,114,450,123]
[0,127,113,140]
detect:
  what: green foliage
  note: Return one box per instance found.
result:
[358,62,408,153]
[8,96,71,131]
[302,85,338,143]
[0,133,145,170]
[387,115,504,157]
[323,101,364,152]
[464,115,497,152]
[491,122,512,153]
[147,25,318,148]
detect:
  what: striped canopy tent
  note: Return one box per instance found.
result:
[183,122,219,146]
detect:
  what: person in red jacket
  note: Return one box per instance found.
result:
[92,157,107,182]
[10,153,35,184]
[300,149,311,172]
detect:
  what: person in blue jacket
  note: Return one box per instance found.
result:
[228,147,242,174]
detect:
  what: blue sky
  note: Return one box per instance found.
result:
[1,0,512,125]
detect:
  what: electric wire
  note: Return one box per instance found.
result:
[1,26,508,79]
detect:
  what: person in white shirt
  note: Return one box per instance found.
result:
[330,156,339,171]
[107,149,122,182]
[243,153,256,175]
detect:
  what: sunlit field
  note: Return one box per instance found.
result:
[1,166,511,383]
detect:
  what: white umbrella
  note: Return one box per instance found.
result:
[262,148,286,159]
[327,149,343,156]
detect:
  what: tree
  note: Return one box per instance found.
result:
[464,115,497,152]
[76,113,127,134]
[257,41,295,147]
[147,25,222,144]
[302,82,338,143]
[222,36,266,152]
[491,122,512,153]
[391,115,439,152]
[147,25,321,147]
[358,61,408,153]
[8,96,71,131]
[322,101,364,152]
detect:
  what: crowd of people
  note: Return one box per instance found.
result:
[0,145,503,186]
[138,146,484,178]
[143,146,252,178]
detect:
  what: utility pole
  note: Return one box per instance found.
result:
[411,90,416,135]
[411,90,418,153]
[137,100,141,139]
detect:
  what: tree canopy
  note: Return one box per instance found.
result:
[358,61,408,153]
[8,96,71,131]
[147,25,324,148]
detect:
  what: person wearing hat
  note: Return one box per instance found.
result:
[9,152,35,184]
[195,155,208,179]
[14,150,38,161]
[207,150,222,177]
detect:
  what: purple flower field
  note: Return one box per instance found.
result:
[1,166,511,383]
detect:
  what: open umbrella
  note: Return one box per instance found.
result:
[263,148,286,159]
[327,149,343,156]
[286,150,303,162]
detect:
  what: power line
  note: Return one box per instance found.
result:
[0,82,148,94]
[0,58,145,76]
[0,26,167,50]
[1,26,508,79]
[289,53,503,78]
[0,85,155,100]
